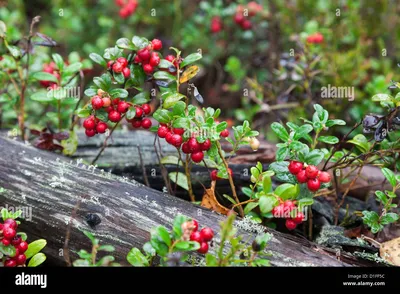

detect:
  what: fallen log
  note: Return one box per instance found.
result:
[0,135,380,266]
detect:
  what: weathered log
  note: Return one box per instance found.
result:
[0,135,377,266]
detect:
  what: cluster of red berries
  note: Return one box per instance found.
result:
[288,161,331,192]
[157,125,213,163]
[39,62,60,88]
[107,57,131,79]
[210,16,223,33]
[133,39,163,75]
[1,219,28,267]
[188,220,214,254]
[162,54,182,76]
[271,200,305,231]
[306,32,324,44]
[115,0,138,19]
[83,115,108,137]
[126,104,152,129]
[233,2,262,30]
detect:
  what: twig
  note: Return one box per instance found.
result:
[63,199,81,266]
[185,155,195,201]
[153,135,172,194]
[137,145,149,187]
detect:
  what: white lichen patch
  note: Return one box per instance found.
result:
[234,216,269,235]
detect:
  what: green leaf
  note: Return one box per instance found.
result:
[132,91,149,105]
[0,21,6,38]
[161,156,182,166]
[31,90,54,102]
[32,72,59,83]
[271,122,289,141]
[381,168,396,187]
[318,136,339,144]
[252,259,270,267]
[174,241,200,251]
[163,92,186,109]
[380,213,399,225]
[25,239,47,259]
[244,202,259,214]
[27,253,46,267]
[180,53,202,68]
[372,94,393,102]
[158,59,174,69]
[116,38,137,50]
[205,254,218,266]
[127,248,149,266]
[276,146,289,161]
[172,101,186,115]
[169,172,189,190]
[326,119,346,127]
[259,196,278,214]
[216,122,228,133]
[132,36,149,49]
[172,215,186,239]
[347,134,370,153]
[76,108,91,118]
[298,198,314,209]
[114,72,125,84]
[153,109,171,123]
[0,243,16,257]
[109,88,128,98]
[156,226,172,247]
[98,245,115,252]
[269,161,289,173]
[305,149,325,165]
[6,44,21,58]
[154,71,177,82]
[83,231,96,243]
[52,53,64,71]
[274,183,299,200]
[172,117,190,129]
[84,88,97,97]
[17,232,28,241]
[262,175,272,193]
[294,124,313,140]
[64,62,82,74]
[93,77,108,91]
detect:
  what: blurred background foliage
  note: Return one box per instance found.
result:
[1,0,400,140]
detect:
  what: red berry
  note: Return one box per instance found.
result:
[102,97,111,107]
[115,0,124,7]
[211,170,218,181]
[200,227,214,242]
[135,107,144,118]
[112,62,124,73]
[165,132,174,144]
[318,171,331,183]
[200,139,211,151]
[142,104,151,115]
[285,219,297,230]
[210,16,222,33]
[283,200,296,212]
[151,39,163,51]
[188,137,201,153]
[191,151,204,163]
[13,248,20,257]
[122,67,131,78]
[170,134,183,147]
[91,96,104,110]
[192,220,199,232]
[181,142,191,154]
[117,101,130,113]
[190,231,203,243]
[141,118,152,129]
[138,49,151,61]
[131,119,142,128]
[296,169,308,183]
[272,204,285,218]
[15,254,26,265]
[149,53,160,67]
[305,165,319,179]
[143,64,154,75]
[134,55,141,63]
[96,122,108,134]
[11,236,22,246]
[307,178,321,192]
[197,242,209,254]
[18,241,28,253]
[165,55,175,63]
[292,211,305,224]
[173,128,185,135]
[3,226,16,239]
[220,129,229,137]
[85,129,96,137]
[108,110,121,122]
[288,161,303,175]
[4,219,17,230]
[241,19,252,30]
[107,60,114,69]
[83,116,96,130]
[157,126,169,138]
[234,13,244,24]
[119,7,130,18]
[117,57,128,68]
[105,106,114,113]
[112,98,120,105]
[4,259,16,267]
[2,239,10,246]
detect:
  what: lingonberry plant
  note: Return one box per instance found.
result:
[0,209,47,267]
[126,214,271,267]
[80,35,259,217]
[73,231,120,267]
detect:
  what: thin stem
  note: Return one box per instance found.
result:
[137,145,150,187]
[57,99,62,130]
[216,141,244,217]
[185,156,195,202]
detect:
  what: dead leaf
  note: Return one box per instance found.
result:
[380,237,400,266]
[201,185,231,215]
[179,65,199,84]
